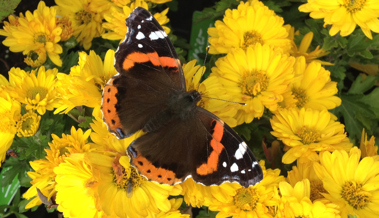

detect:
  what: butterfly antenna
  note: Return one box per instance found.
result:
[202,96,246,105]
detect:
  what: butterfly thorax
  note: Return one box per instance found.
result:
[143,90,201,133]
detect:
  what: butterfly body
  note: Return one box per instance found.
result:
[101,7,263,187]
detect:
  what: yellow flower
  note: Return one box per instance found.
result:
[183,60,238,127]
[102,2,170,41]
[207,161,285,218]
[155,198,189,218]
[56,16,74,41]
[86,152,182,218]
[54,153,103,218]
[270,108,353,164]
[278,57,341,110]
[286,160,328,202]
[0,2,63,66]
[0,96,21,167]
[55,49,117,114]
[313,147,379,217]
[16,110,41,137]
[90,107,143,153]
[285,25,331,65]
[212,43,295,124]
[299,0,379,39]
[9,67,60,115]
[208,0,291,54]
[23,127,93,209]
[24,49,47,68]
[179,177,240,208]
[359,129,378,158]
[55,0,104,50]
[279,179,340,217]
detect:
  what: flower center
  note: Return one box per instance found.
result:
[242,31,264,49]
[240,71,269,97]
[56,16,73,41]
[233,188,259,211]
[341,181,370,210]
[75,10,93,25]
[297,126,320,145]
[113,162,145,192]
[28,51,39,61]
[343,0,366,13]
[310,180,326,201]
[27,87,48,100]
[292,87,308,108]
[35,33,47,44]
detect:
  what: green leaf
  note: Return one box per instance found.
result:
[1,158,30,187]
[334,94,376,140]
[360,87,379,118]
[348,74,377,94]
[0,0,21,19]
[196,207,218,218]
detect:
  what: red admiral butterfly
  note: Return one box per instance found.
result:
[101,7,263,187]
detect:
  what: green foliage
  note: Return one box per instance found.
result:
[196,207,218,218]
[0,0,20,20]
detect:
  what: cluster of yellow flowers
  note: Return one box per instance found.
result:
[1,0,379,217]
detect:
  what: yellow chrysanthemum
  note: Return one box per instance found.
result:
[0,96,21,167]
[208,0,291,54]
[286,160,327,202]
[212,43,295,124]
[207,161,285,218]
[270,108,353,164]
[179,177,240,208]
[155,198,189,218]
[102,2,170,41]
[55,0,105,50]
[24,49,47,68]
[54,153,103,218]
[16,110,41,137]
[279,179,340,217]
[285,25,331,65]
[183,60,238,127]
[299,0,379,39]
[277,57,341,111]
[0,1,63,66]
[0,74,11,99]
[90,107,143,153]
[314,147,379,217]
[359,129,378,158]
[23,127,93,209]
[9,66,60,115]
[85,152,182,218]
[55,49,117,114]
[56,16,74,41]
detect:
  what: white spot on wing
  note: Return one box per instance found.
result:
[230,163,238,172]
[137,25,141,29]
[149,31,165,41]
[138,44,143,48]
[235,142,248,160]
[146,15,153,21]
[136,32,145,40]
[241,169,246,174]
[252,161,259,168]
[223,162,227,167]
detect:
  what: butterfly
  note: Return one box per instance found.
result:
[101,7,263,188]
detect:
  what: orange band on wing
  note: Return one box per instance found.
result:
[196,121,225,176]
[102,79,123,132]
[122,51,179,71]
[132,151,182,185]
